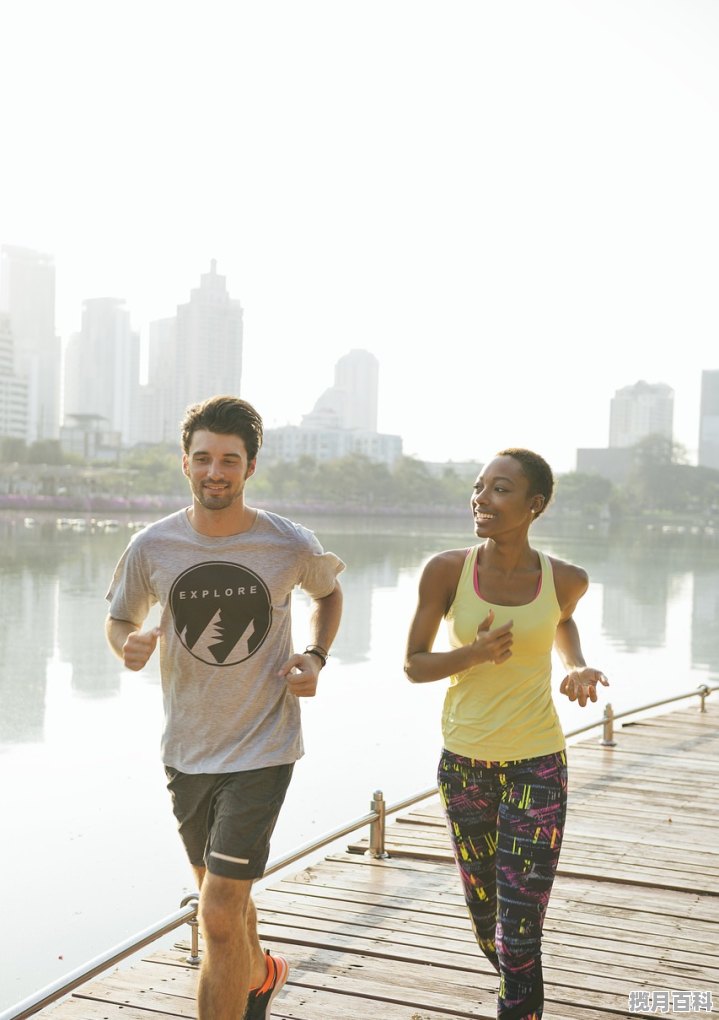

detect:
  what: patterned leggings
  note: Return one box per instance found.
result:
[438,749,567,1020]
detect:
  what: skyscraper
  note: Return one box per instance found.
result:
[169,261,243,429]
[63,298,140,446]
[0,245,61,441]
[698,369,719,470]
[609,380,674,449]
[0,312,29,440]
[137,316,178,445]
[335,349,379,431]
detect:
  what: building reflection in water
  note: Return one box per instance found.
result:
[312,526,449,664]
[56,533,125,698]
[0,561,54,743]
[0,520,132,746]
[3,513,718,747]
[597,548,672,652]
[691,566,719,682]
[539,532,681,653]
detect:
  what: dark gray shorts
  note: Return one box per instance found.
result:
[165,762,294,880]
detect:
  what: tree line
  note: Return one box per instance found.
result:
[2,434,718,519]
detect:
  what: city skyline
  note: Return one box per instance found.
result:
[2,1,719,472]
[1,244,718,475]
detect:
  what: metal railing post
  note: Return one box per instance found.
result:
[600,703,616,746]
[366,789,391,859]
[181,894,200,965]
[698,684,710,713]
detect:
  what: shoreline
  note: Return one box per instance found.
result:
[2,502,717,547]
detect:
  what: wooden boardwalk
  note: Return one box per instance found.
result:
[46,702,719,1019]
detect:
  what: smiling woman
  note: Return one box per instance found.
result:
[404,447,609,1020]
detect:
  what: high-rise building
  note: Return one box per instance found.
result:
[0,312,29,440]
[302,348,379,431]
[169,261,243,430]
[609,380,674,449]
[0,245,61,441]
[335,349,378,431]
[698,370,719,471]
[63,297,140,446]
[137,316,178,445]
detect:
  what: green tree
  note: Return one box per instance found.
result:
[388,456,441,506]
[623,435,713,515]
[0,437,27,463]
[119,445,186,495]
[554,472,613,516]
[27,439,65,465]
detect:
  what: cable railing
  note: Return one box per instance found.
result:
[1,682,715,1020]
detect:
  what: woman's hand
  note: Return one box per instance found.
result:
[472,610,514,665]
[560,667,609,707]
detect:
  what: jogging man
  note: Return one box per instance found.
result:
[105,395,344,1020]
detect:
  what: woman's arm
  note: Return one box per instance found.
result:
[551,559,609,708]
[404,551,514,683]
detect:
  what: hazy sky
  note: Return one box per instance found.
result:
[1,0,718,472]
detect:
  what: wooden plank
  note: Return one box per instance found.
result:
[251,934,654,1015]
[148,944,628,1019]
[245,888,718,967]
[72,968,196,1016]
[381,823,719,875]
[293,852,719,922]
[343,835,719,896]
[45,1004,183,1020]
[251,907,708,984]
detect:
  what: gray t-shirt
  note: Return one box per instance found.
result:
[106,508,344,774]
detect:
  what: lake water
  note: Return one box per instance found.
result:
[1,508,718,1008]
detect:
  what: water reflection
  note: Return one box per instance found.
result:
[692,566,719,682]
[0,566,50,742]
[311,527,445,664]
[537,530,719,662]
[2,512,719,748]
[55,532,129,697]
[0,519,134,744]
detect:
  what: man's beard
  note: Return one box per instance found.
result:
[193,481,240,510]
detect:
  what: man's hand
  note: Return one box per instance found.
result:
[472,610,514,665]
[122,626,161,671]
[560,666,609,707]
[277,652,321,697]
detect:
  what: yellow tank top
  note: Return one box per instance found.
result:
[441,546,566,761]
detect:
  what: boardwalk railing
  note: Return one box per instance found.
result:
[2,682,716,1020]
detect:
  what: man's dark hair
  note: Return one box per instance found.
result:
[180,396,264,461]
[496,447,554,517]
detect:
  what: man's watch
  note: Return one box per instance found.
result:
[304,645,328,668]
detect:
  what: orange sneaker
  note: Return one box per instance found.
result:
[244,951,289,1019]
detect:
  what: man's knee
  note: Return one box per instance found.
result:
[199,875,253,943]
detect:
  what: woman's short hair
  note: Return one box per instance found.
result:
[496,447,554,516]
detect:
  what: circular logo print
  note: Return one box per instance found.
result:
[169,561,273,666]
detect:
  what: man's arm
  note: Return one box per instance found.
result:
[277,582,343,696]
[105,615,160,672]
[307,583,343,655]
